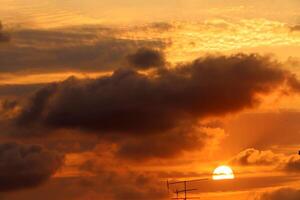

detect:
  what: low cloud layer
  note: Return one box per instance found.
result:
[231,148,300,173]
[0,26,166,74]
[0,142,64,191]
[231,148,282,166]
[257,188,300,200]
[1,173,167,200]
[116,126,207,160]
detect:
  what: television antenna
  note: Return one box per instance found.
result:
[167,178,209,200]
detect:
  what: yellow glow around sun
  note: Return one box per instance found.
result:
[212,165,235,180]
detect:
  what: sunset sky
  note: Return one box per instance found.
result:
[0,1,300,200]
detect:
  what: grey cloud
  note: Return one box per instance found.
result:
[17,54,293,134]
[0,26,166,74]
[230,148,300,174]
[0,22,10,43]
[0,142,64,191]
[116,126,207,160]
[0,83,46,97]
[285,156,300,172]
[13,53,300,160]
[1,170,167,200]
[257,188,300,200]
[231,148,282,166]
[127,48,166,69]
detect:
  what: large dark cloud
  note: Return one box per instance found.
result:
[127,48,166,69]
[0,142,64,192]
[257,188,300,200]
[13,54,300,160]
[17,54,295,133]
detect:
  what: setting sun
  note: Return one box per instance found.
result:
[212,165,235,180]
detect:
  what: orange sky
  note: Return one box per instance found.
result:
[0,1,300,200]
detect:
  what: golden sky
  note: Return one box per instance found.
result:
[0,1,300,200]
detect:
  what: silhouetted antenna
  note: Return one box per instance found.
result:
[167,178,208,200]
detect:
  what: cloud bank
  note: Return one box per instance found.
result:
[17,54,294,133]
[257,188,300,200]
[0,142,64,191]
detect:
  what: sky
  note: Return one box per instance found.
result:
[0,1,300,200]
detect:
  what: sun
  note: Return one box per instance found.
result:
[212,165,235,180]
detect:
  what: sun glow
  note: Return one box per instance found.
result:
[212,165,235,180]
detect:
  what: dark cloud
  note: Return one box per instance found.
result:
[257,188,300,200]
[0,22,10,43]
[1,99,17,111]
[13,54,300,160]
[0,83,46,97]
[290,25,300,32]
[127,48,166,69]
[116,126,207,160]
[284,156,300,172]
[149,22,173,31]
[76,158,168,200]
[16,84,57,126]
[1,173,167,200]
[231,148,282,166]
[0,142,64,192]
[231,148,300,174]
[0,26,166,74]
[17,54,294,133]
[0,99,18,119]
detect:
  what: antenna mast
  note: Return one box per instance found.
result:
[167,178,208,200]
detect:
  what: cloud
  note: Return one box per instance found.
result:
[290,25,300,32]
[10,53,300,160]
[0,99,18,119]
[0,22,10,43]
[116,125,207,160]
[0,142,64,192]
[149,22,173,31]
[127,48,166,69]
[257,188,300,200]
[0,26,166,74]
[231,148,283,166]
[1,173,167,200]
[231,148,300,174]
[284,156,300,172]
[0,83,46,97]
[17,54,295,134]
